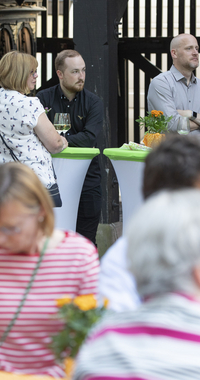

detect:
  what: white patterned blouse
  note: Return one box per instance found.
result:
[0,88,55,189]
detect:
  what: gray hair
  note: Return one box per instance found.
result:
[126,189,200,299]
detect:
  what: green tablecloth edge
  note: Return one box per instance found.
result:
[103,148,150,162]
[52,147,100,159]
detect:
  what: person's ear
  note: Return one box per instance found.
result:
[56,70,63,80]
[193,265,200,288]
[38,207,45,224]
[171,49,177,59]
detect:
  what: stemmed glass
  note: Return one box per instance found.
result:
[177,116,190,135]
[54,113,71,133]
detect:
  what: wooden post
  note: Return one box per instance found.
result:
[73,0,128,224]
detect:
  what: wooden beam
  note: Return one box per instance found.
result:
[36,37,74,53]
[73,0,128,224]
[119,36,173,54]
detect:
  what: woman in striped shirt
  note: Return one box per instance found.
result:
[0,162,99,378]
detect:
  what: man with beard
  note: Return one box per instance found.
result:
[37,50,103,245]
[147,33,200,134]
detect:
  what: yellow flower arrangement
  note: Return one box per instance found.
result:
[51,294,108,362]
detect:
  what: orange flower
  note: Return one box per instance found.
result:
[151,110,160,117]
[73,294,97,311]
[56,297,72,308]
[56,294,98,310]
[158,110,164,115]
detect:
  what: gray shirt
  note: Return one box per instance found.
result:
[147,65,200,133]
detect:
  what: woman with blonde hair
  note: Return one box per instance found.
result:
[0,51,68,206]
[0,162,99,378]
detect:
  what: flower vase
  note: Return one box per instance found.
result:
[143,132,165,147]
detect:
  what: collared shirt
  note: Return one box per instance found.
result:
[37,85,103,191]
[74,293,200,380]
[147,65,200,133]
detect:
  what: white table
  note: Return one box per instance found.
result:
[103,148,149,233]
[52,147,100,231]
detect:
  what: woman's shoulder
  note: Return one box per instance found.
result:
[0,88,43,110]
[49,230,98,257]
[22,95,44,110]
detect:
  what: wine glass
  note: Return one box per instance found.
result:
[54,113,71,133]
[177,116,190,135]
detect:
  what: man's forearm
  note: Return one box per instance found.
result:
[177,109,200,131]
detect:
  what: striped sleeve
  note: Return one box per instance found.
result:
[0,231,99,378]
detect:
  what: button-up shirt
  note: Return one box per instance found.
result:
[37,85,103,191]
[147,65,200,133]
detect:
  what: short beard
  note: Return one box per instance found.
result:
[75,82,84,92]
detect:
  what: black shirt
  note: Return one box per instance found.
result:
[37,84,103,192]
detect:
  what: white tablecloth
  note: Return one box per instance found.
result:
[52,148,100,232]
[103,148,149,233]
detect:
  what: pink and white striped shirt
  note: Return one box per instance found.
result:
[0,231,99,378]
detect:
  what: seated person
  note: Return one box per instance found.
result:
[147,33,200,134]
[74,189,200,380]
[99,134,200,311]
[0,162,99,378]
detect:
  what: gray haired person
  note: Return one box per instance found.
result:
[99,134,200,311]
[74,189,200,380]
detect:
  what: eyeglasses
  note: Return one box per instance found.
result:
[30,70,37,77]
[0,212,39,236]
[0,226,21,235]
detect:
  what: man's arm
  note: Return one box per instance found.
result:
[147,75,196,132]
[67,97,103,148]
[177,109,200,131]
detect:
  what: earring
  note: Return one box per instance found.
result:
[38,215,44,223]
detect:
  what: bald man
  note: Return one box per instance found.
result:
[147,33,200,134]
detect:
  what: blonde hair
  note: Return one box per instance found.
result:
[0,163,54,236]
[55,49,81,72]
[0,51,38,94]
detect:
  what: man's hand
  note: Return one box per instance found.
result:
[177,109,192,118]
[177,109,200,131]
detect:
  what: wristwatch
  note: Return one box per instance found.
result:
[191,111,197,121]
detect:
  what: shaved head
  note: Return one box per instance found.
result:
[170,33,197,52]
[169,33,199,74]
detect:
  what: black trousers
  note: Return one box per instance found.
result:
[76,186,102,246]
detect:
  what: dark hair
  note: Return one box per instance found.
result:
[143,134,200,199]
[55,49,82,72]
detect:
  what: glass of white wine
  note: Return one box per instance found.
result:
[54,113,71,133]
[177,116,190,135]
